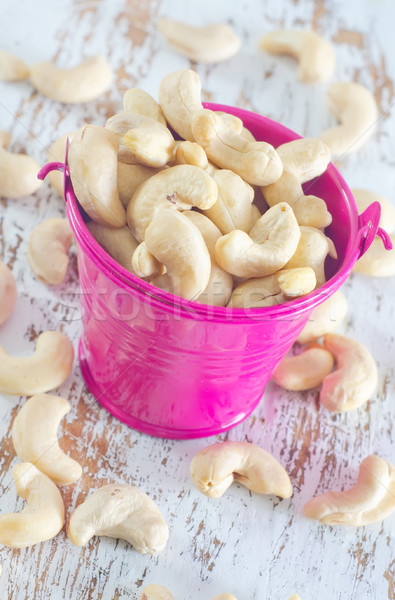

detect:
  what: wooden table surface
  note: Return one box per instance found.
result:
[1,1,395,599]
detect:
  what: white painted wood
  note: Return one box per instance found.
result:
[0,1,394,598]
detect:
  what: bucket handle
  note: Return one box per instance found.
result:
[37,138,71,199]
[356,201,392,259]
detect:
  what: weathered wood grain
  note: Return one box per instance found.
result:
[1,0,395,599]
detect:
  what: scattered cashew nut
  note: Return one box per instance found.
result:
[158,18,241,64]
[0,139,42,199]
[304,455,395,526]
[27,218,73,285]
[215,203,300,278]
[183,211,233,306]
[145,209,211,301]
[320,333,378,413]
[284,225,337,287]
[67,483,169,553]
[68,124,126,228]
[126,164,217,242]
[318,82,378,156]
[0,260,17,325]
[260,29,335,83]
[12,394,82,486]
[30,55,112,103]
[262,137,332,228]
[141,585,176,600]
[87,221,139,274]
[0,331,74,396]
[0,462,64,548]
[123,88,167,125]
[158,69,204,142]
[0,50,29,81]
[228,267,316,308]
[273,343,334,391]
[192,109,283,186]
[190,441,293,499]
[296,290,348,345]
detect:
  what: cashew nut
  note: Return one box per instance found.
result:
[123,124,174,168]
[12,394,82,486]
[273,343,334,391]
[87,221,139,274]
[262,138,332,228]
[47,132,74,197]
[189,441,293,499]
[320,333,378,413]
[191,109,283,186]
[296,290,348,345]
[117,163,158,208]
[158,18,241,64]
[228,267,316,308]
[260,29,335,83]
[30,55,112,103]
[27,218,73,285]
[202,169,254,234]
[158,69,203,142]
[212,595,238,600]
[0,331,74,395]
[68,124,126,228]
[141,585,175,600]
[0,50,29,81]
[106,111,173,165]
[284,225,337,287]
[126,164,217,242]
[169,140,208,170]
[183,211,233,306]
[318,82,378,156]
[352,234,395,277]
[145,209,211,300]
[303,455,395,526]
[0,260,17,326]
[123,88,167,125]
[352,188,395,233]
[0,130,11,148]
[131,242,166,279]
[67,483,169,553]
[249,203,262,230]
[0,142,42,199]
[0,462,64,548]
[215,202,300,278]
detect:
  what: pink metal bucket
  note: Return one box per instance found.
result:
[39,104,390,439]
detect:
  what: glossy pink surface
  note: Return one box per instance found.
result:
[54,104,384,439]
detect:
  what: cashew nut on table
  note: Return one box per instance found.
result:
[12,394,82,486]
[27,218,73,285]
[320,333,378,413]
[158,19,241,64]
[0,463,64,548]
[67,483,169,553]
[190,441,293,499]
[0,131,42,199]
[304,455,395,526]
[295,290,348,345]
[0,50,29,81]
[273,343,334,391]
[30,55,113,103]
[260,29,335,83]
[319,81,378,156]
[0,331,74,396]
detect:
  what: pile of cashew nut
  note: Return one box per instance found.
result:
[64,68,337,308]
